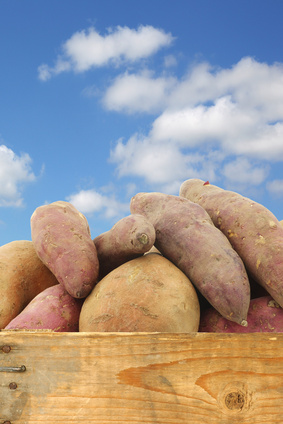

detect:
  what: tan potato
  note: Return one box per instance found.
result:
[79,253,200,333]
[0,240,58,329]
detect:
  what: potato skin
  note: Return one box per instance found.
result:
[180,179,283,308]
[31,201,99,298]
[5,284,83,332]
[93,214,156,279]
[199,296,283,333]
[130,192,250,326]
[79,253,200,332]
[0,240,58,329]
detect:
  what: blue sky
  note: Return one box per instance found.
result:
[1,0,283,244]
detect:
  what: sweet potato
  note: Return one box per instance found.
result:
[199,296,283,333]
[180,179,283,308]
[93,214,156,279]
[0,240,58,329]
[5,284,83,332]
[31,201,99,298]
[79,253,200,332]
[130,192,250,326]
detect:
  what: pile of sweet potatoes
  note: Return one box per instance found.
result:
[1,178,283,333]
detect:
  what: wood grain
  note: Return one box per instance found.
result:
[1,331,283,423]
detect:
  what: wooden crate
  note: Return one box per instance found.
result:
[1,331,283,423]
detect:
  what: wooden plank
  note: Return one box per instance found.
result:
[1,331,283,423]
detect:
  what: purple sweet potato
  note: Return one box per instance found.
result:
[130,192,250,326]
[0,240,58,329]
[5,284,83,332]
[199,295,283,333]
[31,201,99,298]
[93,213,156,279]
[79,253,200,332]
[180,178,283,308]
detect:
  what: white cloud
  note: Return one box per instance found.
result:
[38,23,283,197]
[104,57,283,130]
[103,71,177,114]
[38,64,52,82]
[164,54,178,68]
[109,56,283,191]
[266,180,283,197]
[38,25,174,80]
[38,59,71,82]
[110,135,189,184]
[228,122,283,160]
[167,57,283,114]
[66,189,129,218]
[222,157,269,186]
[0,145,36,207]
[150,96,256,146]
[110,135,222,193]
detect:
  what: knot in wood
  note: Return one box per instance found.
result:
[225,390,245,410]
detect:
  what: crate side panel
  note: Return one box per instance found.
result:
[1,332,283,423]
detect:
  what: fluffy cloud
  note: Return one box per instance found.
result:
[150,98,283,160]
[109,57,283,192]
[266,180,283,197]
[166,58,283,115]
[110,135,223,194]
[66,189,129,218]
[103,71,177,114]
[0,145,36,207]
[164,54,178,68]
[111,135,190,183]
[38,23,283,198]
[150,96,254,146]
[221,157,269,185]
[38,25,174,80]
